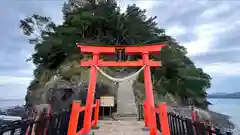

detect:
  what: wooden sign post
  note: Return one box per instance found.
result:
[100,96,114,118]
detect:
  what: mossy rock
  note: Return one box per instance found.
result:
[61,67,82,79]
[132,80,164,104]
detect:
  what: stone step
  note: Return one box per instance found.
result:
[92,120,149,135]
[117,99,136,102]
[117,114,138,117]
[114,117,138,121]
[118,104,137,107]
[116,75,138,118]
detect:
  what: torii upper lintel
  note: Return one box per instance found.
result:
[77,44,165,54]
[77,44,165,67]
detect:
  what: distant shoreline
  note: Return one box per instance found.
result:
[208,92,240,99]
[208,97,240,99]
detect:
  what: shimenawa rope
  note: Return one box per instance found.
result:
[93,65,146,82]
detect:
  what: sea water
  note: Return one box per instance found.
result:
[208,98,240,127]
[0,99,25,109]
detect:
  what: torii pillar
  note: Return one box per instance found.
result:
[78,44,165,135]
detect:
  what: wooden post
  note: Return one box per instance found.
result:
[109,107,112,117]
[158,103,170,135]
[102,107,105,119]
[83,53,99,134]
[67,101,81,135]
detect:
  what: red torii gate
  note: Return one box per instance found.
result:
[77,44,167,135]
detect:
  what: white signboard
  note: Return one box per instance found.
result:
[100,96,114,107]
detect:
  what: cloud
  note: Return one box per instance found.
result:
[117,0,159,13]
[1,0,240,99]
[134,0,159,10]
[0,76,32,85]
[200,3,230,19]
[0,0,65,99]
[202,62,240,76]
[0,83,29,99]
[166,25,186,38]
[143,0,240,93]
[191,48,240,64]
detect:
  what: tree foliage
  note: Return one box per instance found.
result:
[20,0,211,106]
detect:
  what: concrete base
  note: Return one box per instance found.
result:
[141,127,149,131]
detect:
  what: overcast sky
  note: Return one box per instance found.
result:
[0,0,240,99]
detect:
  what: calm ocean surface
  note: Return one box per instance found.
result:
[0,99,25,109]
[0,98,239,127]
[208,98,240,128]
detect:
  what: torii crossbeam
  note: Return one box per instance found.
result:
[78,44,165,135]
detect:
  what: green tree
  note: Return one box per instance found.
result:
[20,0,211,107]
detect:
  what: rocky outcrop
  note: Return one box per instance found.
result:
[0,106,26,118]
[132,77,234,131]
[165,93,180,106]
[25,60,118,114]
[169,106,235,132]
[132,81,162,104]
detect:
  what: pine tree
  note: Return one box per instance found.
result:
[20,0,211,108]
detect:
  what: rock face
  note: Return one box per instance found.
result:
[165,93,180,106]
[46,82,117,113]
[169,106,234,131]
[132,81,162,104]
[131,76,235,131]
[25,61,119,115]
[0,106,26,118]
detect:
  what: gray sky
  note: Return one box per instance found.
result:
[0,0,240,99]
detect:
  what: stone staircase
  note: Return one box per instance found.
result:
[116,76,138,119]
[92,120,148,135]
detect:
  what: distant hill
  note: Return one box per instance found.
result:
[208,92,240,99]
